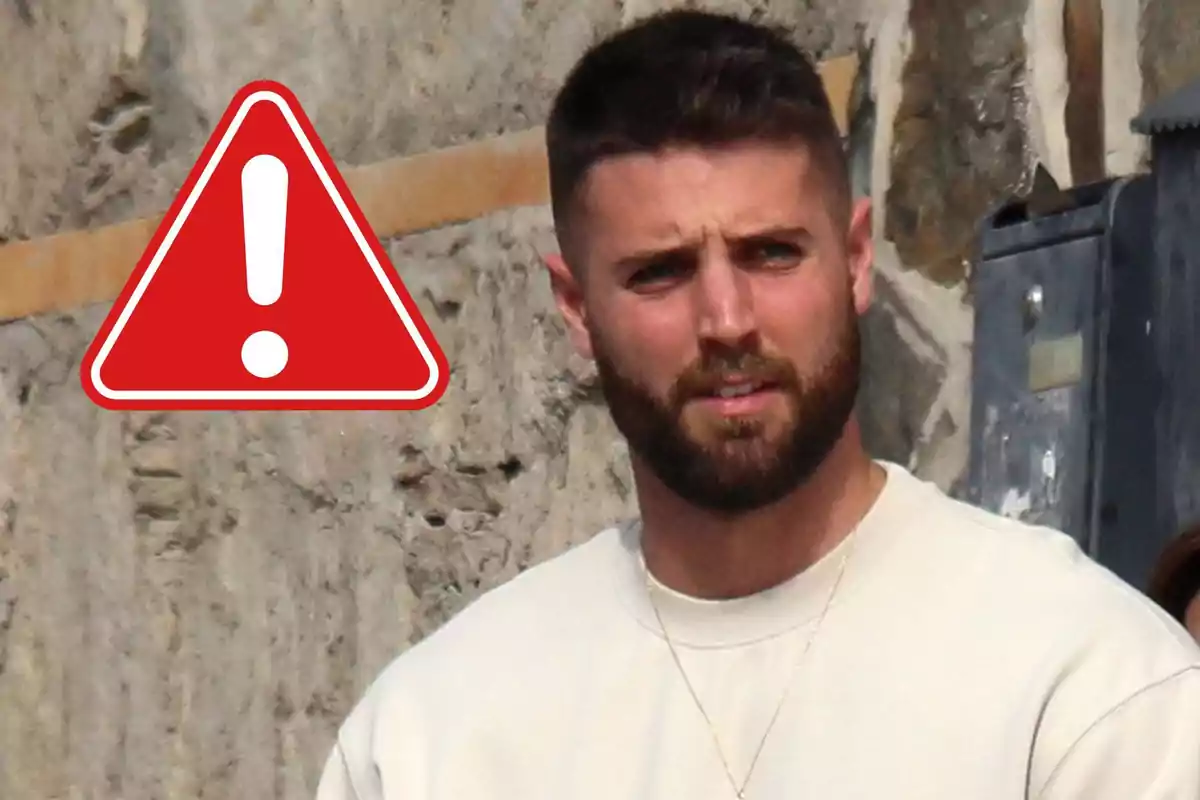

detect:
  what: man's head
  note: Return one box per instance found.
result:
[543,10,874,515]
[1149,524,1200,643]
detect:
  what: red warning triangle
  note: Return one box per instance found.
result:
[80,80,450,411]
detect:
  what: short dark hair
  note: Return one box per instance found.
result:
[1148,523,1200,626]
[546,9,849,255]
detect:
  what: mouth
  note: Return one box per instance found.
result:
[691,377,781,416]
[711,381,768,399]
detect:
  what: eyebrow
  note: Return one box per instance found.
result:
[741,225,813,241]
[613,225,813,269]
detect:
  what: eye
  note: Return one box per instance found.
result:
[626,255,693,290]
[740,239,805,270]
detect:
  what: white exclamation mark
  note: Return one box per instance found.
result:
[240,154,290,379]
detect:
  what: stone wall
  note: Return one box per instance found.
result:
[0,1,1196,798]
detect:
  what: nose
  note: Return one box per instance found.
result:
[693,246,757,347]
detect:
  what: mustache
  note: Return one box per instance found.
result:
[669,349,799,404]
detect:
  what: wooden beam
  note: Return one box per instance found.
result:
[0,54,858,322]
[820,54,858,135]
[1063,0,1106,184]
[0,129,550,324]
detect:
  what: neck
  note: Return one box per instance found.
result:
[636,418,885,600]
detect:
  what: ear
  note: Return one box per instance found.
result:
[543,252,595,360]
[845,197,874,316]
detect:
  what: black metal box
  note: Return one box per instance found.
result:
[965,174,1162,590]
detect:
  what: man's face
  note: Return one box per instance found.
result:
[548,142,874,514]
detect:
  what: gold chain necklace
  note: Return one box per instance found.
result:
[643,533,858,799]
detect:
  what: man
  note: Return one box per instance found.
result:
[317,10,1200,799]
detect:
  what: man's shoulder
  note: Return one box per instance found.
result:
[354,523,627,698]
[883,464,1199,770]
[330,524,629,753]
[881,462,1095,587]
[885,464,1200,665]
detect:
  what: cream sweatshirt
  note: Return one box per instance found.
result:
[316,461,1200,799]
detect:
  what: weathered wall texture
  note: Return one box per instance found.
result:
[0,1,1196,798]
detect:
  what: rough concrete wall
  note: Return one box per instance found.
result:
[1140,0,1200,126]
[0,0,1195,798]
[0,207,635,800]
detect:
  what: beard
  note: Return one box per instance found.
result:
[590,295,861,515]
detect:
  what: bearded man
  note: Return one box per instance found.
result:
[316,10,1200,800]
